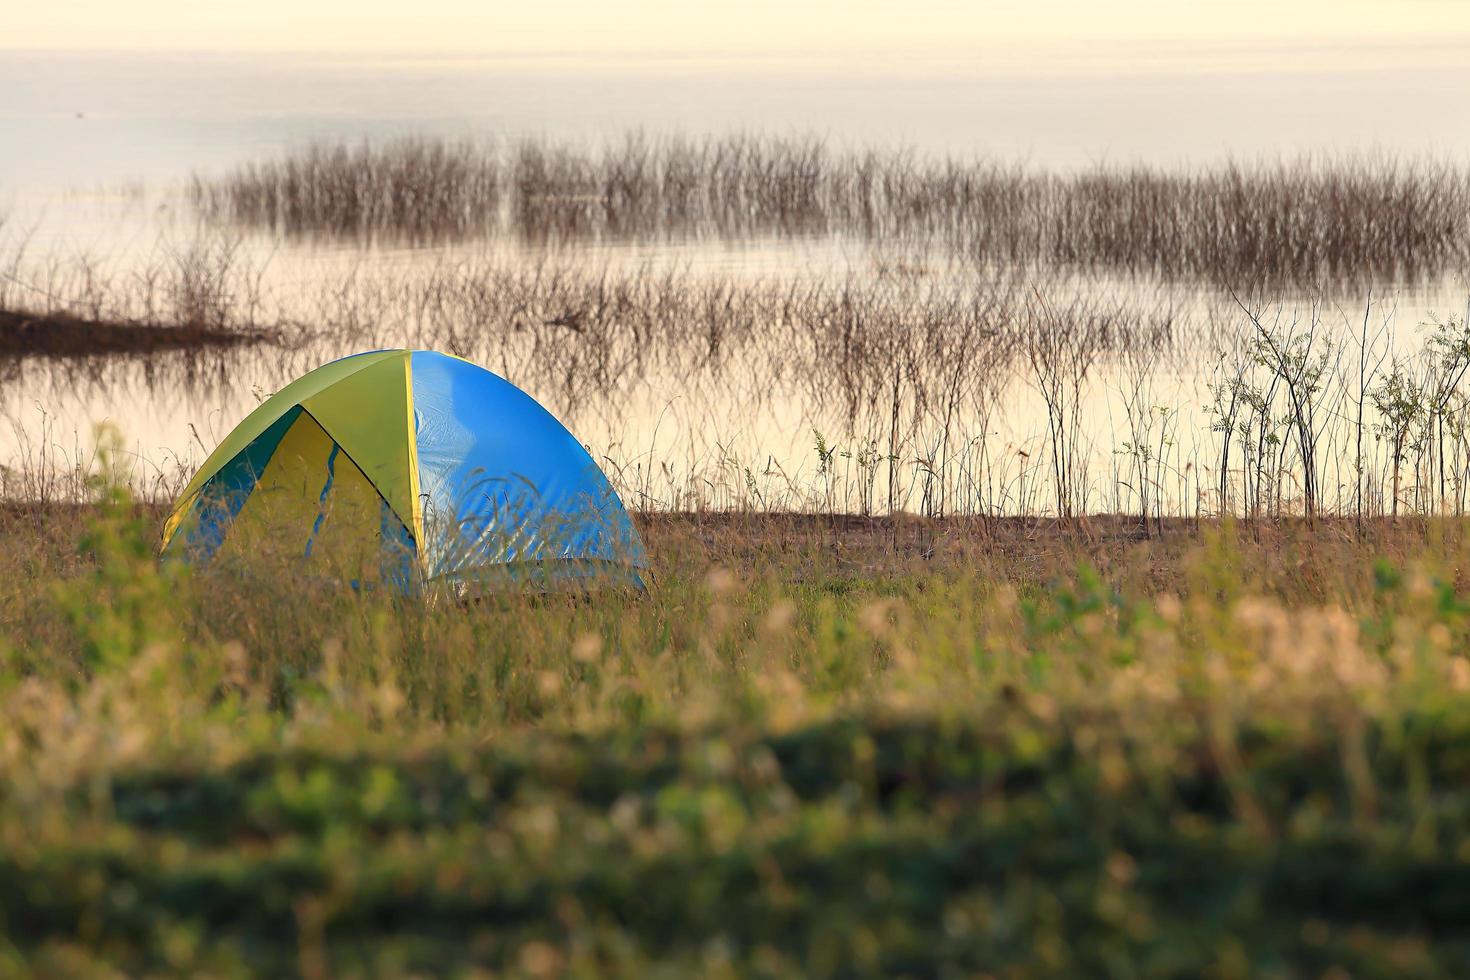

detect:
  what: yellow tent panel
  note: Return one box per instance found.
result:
[217,411,388,582]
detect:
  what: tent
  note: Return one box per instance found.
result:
[160,350,647,592]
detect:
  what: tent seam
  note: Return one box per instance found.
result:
[404,351,426,579]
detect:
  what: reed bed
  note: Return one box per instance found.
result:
[7,239,1470,525]
[192,135,1470,286]
[193,138,502,242]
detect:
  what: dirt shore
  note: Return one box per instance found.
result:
[0,308,276,358]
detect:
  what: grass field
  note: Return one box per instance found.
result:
[6,485,1470,976]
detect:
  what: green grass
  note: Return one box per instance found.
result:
[6,492,1470,976]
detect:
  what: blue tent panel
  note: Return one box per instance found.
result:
[409,351,647,582]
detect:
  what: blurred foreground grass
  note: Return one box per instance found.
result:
[5,492,1470,976]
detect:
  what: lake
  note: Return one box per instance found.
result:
[4,43,1469,518]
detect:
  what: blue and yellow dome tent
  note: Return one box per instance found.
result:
[160,350,648,592]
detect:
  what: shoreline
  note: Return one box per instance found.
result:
[0,308,277,358]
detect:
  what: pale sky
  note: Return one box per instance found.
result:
[7,0,1470,53]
